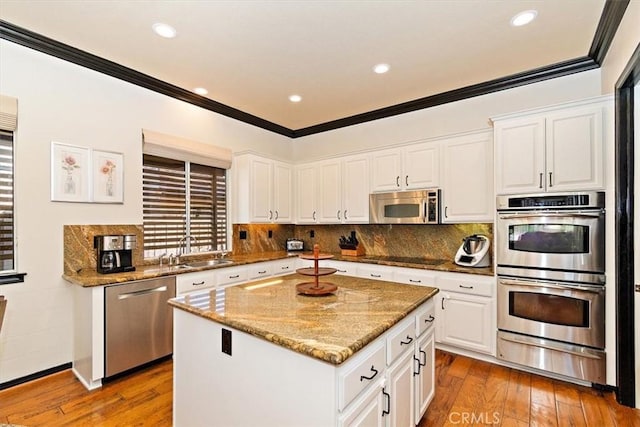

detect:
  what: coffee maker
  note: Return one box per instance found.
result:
[94,235,136,274]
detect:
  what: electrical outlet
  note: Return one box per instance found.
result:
[222,328,232,356]
[239,230,247,240]
[310,230,315,238]
[268,230,273,238]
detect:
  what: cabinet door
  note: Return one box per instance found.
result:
[338,380,384,427]
[441,132,494,222]
[343,155,370,223]
[249,157,273,222]
[295,164,318,223]
[318,160,343,223]
[403,142,440,190]
[414,329,435,424]
[437,292,494,354]
[545,106,604,191]
[371,149,402,192]
[385,349,415,427]
[494,117,546,194]
[272,161,292,223]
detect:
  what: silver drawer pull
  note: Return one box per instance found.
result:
[400,336,414,345]
[192,281,205,286]
[118,286,167,300]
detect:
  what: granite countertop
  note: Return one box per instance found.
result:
[62,250,493,287]
[170,273,439,365]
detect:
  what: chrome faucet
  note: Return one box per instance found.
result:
[158,252,168,267]
[178,235,198,257]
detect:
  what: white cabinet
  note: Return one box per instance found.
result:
[317,155,370,223]
[295,163,319,223]
[494,99,606,195]
[176,270,216,295]
[441,131,494,223]
[414,328,435,423]
[436,273,495,355]
[216,265,249,288]
[271,258,297,276]
[384,348,415,427]
[338,378,385,427]
[247,262,272,280]
[371,142,440,192]
[393,267,437,287]
[357,264,395,282]
[234,154,292,223]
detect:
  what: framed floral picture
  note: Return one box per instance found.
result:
[92,150,124,203]
[51,142,91,202]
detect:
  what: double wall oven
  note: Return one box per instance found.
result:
[495,192,606,384]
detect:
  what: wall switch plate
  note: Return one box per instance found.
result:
[222,328,232,355]
[310,230,315,238]
[239,230,247,240]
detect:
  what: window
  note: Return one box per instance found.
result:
[143,154,227,259]
[0,130,14,272]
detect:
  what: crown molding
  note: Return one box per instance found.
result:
[0,0,628,138]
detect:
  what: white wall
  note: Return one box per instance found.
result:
[0,40,291,383]
[600,1,640,94]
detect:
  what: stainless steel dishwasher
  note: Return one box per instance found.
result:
[104,276,176,377]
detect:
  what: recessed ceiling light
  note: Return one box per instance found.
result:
[510,10,537,27]
[289,94,302,103]
[152,22,177,38]
[193,87,208,96]
[373,63,390,74]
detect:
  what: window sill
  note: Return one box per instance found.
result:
[0,273,27,285]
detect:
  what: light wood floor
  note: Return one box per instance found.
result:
[1,350,639,426]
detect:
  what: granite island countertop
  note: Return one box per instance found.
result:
[169,273,439,365]
[63,250,493,287]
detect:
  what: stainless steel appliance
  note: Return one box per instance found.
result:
[94,234,137,274]
[454,234,491,267]
[286,238,304,251]
[495,191,606,384]
[369,189,440,224]
[104,276,175,377]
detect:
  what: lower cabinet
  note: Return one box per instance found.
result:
[338,378,385,427]
[414,327,435,422]
[385,348,415,427]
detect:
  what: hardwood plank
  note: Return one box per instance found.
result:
[556,401,587,427]
[503,369,531,423]
[447,354,473,379]
[529,401,558,427]
[554,379,584,406]
[579,390,615,427]
[500,416,530,427]
[604,392,640,427]
[477,363,510,424]
[467,358,492,383]
[530,374,556,409]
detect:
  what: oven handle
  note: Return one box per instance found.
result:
[499,278,604,294]
[498,212,603,220]
[499,333,602,360]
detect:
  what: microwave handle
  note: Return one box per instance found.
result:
[498,212,602,220]
[499,278,604,294]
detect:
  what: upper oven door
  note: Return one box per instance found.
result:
[496,209,605,278]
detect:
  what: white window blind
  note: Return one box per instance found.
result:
[0,95,18,132]
[0,130,14,271]
[143,154,227,258]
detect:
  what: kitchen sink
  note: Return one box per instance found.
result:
[184,259,234,268]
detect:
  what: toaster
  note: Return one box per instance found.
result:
[286,238,304,251]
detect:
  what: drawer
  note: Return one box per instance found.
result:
[337,339,385,411]
[415,298,436,337]
[437,273,494,297]
[248,263,272,280]
[393,267,437,286]
[176,271,216,295]
[386,316,416,365]
[216,266,249,286]
[271,258,297,276]
[357,265,393,281]
[326,260,357,276]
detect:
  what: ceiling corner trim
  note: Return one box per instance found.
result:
[0,19,295,138]
[589,0,630,65]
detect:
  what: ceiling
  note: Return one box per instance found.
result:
[0,0,611,134]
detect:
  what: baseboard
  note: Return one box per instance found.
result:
[0,362,72,390]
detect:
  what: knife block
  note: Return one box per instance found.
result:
[341,245,365,257]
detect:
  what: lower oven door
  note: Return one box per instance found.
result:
[497,277,605,349]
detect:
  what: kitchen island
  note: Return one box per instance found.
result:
[170,273,438,427]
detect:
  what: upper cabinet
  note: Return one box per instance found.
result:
[494,98,607,195]
[234,154,292,223]
[371,142,440,192]
[441,131,494,223]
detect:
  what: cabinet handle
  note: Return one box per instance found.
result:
[406,175,409,186]
[425,315,435,323]
[382,388,391,416]
[441,298,446,310]
[337,210,341,220]
[400,335,414,346]
[344,210,348,220]
[459,284,474,289]
[396,176,400,187]
[409,279,422,283]
[312,211,316,221]
[413,355,421,376]
[192,281,205,286]
[420,349,427,366]
[549,171,553,187]
[337,269,347,273]
[370,273,381,278]
[269,210,273,220]
[539,172,543,189]
[258,270,267,274]
[281,266,290,270]
[359,365,378,382]
[229,274,240,279]
[445,206,448,218]
[274,210,279,220]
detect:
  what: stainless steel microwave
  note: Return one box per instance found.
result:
[369,190,441,224]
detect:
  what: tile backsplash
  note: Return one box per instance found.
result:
[233,223,493,262]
